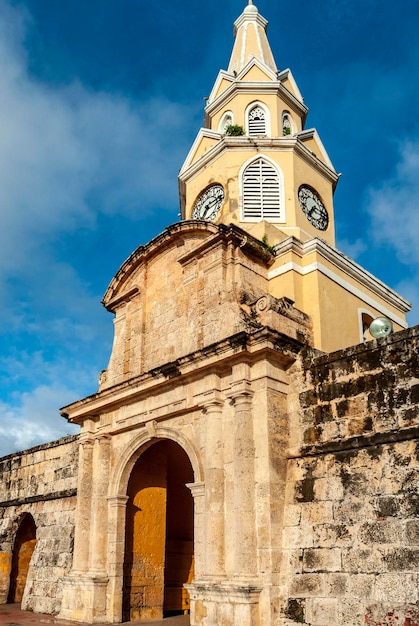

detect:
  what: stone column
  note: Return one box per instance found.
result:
[228,370,257,579]
[107,495,129,623]
[202,395,225,578]
[90,434,111,574]
[186,482,205,579]
[71,435,94,574]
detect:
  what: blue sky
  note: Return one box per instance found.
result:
[1,0,419,456]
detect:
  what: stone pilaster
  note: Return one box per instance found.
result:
[228,368,257,580]
[201,393,225,578]
[90,435,111,574]
[187,482,205,579]
[71,435,94,574]
[59,434,111,623]
[106,495,129,623]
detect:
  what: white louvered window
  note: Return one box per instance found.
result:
[242,158,283,221]
[248,106,266,136]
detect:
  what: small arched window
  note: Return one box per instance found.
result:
[248,105,266,136]
[360,311,374,342]
[282,112,293,136]
[242,157,284,221]
[219,112,234,133]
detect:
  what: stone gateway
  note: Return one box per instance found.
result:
[0,3,417,626]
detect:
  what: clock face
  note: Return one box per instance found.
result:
[192,184,224,221]
[298,185,329,231]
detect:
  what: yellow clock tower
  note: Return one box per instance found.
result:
[179,0,410,352]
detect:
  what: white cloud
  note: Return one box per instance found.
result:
[363,139,419,325]
[336,237,367,262]
[366,140,419,265]
[0,0,192,456]
[0,0,191,280]
[0,384,79,457]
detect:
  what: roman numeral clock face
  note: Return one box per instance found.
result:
[191,184,225,221]
[298,185,329,231]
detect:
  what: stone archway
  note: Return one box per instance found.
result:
[122,439,194,622]
[7,514,37,603]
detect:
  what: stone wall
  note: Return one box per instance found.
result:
[0,435,79,614]
[282,326,419,626]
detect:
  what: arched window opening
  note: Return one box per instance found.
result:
[219,112,233,133]
[123,440,194,621]
[242,157,284,221]
[8,514,37,604]
[361,312,374,342]
[282,112,293,136]
[248,105,266,136]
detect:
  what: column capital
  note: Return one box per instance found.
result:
[195,389,224,412]
[227,380,254,404]
[187,481,205,498]
[106,495,129,507]
[79,435,94,447]
[97,433,111,444]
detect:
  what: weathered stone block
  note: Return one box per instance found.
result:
[307,596,338,625]
[290,573,325,597]
[406,520,419,544]
[302,548,341,573]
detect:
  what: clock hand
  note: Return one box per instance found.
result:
[202,197,217,218]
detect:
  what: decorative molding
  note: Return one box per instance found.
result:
[269,237,410,323]
[205,80,308,124]
[104,286,139,313]
[186,481,205,498]
[180,135,338,188]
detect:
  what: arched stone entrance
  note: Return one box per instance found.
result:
[7,514,37,603]
[122,439,194,621]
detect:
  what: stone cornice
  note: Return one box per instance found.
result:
[60,328,305,424]
[179,136,338,187]
[295,425,419,460]
[0,488,77,508]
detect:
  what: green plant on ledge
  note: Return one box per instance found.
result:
[225,124,244,136]
[261,234,276,255]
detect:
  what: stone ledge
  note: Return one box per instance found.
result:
[0,488,77,508]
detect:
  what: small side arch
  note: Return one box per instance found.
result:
[282,110,294,136]
[7,513,37,603]
[218,111,234,133]
[359,309,375,343]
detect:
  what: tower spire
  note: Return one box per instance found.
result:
[228,2,277,75]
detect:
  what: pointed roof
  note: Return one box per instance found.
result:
[228,1,277,75]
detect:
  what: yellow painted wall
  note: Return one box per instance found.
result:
[0,552,12,603]
[269,249,407,353]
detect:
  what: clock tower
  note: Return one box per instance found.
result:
[179,0,338,247]
[179,0,410,352]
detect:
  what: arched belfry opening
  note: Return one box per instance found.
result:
[7,513,37,604]
[122,439,194,622]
